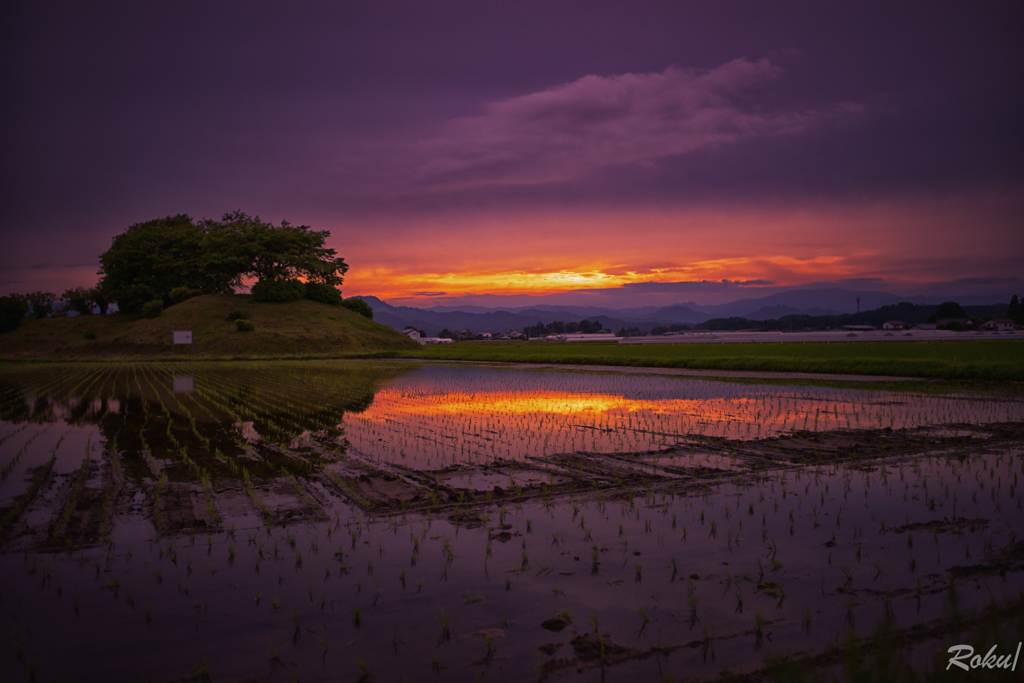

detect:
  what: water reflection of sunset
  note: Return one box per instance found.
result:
[340,367,1024,469]
[387,391,748,418]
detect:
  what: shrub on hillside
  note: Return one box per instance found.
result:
[235,319,256,332]
[83,329,97,340]
[142,299,164,318]
[226,309,251,321]
[251,279,306,303]
[0,295,29,333]
[342,297,373,320]
[168,287,194,305]
[305,282,343,306]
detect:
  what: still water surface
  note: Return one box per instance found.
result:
[0,361,1021,681]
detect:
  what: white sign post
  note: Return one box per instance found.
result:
[172,330,193,354]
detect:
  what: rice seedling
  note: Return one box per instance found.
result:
[188,658,211,682]
[437,609,452,643]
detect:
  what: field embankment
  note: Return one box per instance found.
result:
[394,339,1024,381]
[0,294,419,360]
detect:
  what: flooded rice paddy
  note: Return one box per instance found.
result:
[1,361,1023,682]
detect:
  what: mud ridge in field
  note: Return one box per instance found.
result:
[318,420,1024,519]
[3,421,1022,556]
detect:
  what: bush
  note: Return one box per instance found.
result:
[226,309,251,322]
[251,278,306,303]
[142,299,164,318]
[235,319,256,332]
[83,329,97,340]
[168,286,194,305]
[305,282,343,306]
[0,295,29,333]
[342,297,374,320]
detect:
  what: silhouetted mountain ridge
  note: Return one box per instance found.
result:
[354,289,1013,337]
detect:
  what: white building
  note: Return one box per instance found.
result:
[979,318,1015,331]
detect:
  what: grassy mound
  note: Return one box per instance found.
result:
[0,294,419,360]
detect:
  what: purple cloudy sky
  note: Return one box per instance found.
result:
[1,1,1021,306]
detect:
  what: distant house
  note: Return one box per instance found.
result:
[400,327,452,344]
[882,320,905,330]
[980,318,1015,331]
[909,323,937,330]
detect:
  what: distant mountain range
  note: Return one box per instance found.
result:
[356,288,1013,336]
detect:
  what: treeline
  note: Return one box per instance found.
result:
[523,319,605,337]
[693,300,1019,333]
[0,288,108,333]
[604,299,1021,337]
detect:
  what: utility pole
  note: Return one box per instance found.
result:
[856,297,861,325]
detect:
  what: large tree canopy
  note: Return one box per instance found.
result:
[99,212,348,313]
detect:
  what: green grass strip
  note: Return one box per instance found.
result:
[392,339,1024,381]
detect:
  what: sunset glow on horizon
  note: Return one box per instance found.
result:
[337,188,1022,304]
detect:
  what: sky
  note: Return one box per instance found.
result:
[2,1,1022,307]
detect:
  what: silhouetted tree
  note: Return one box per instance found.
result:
[25,291,56,319]
[926,302,966,324]
[99,212,349,313]
[0,295,29,332]
[62,286,95,315]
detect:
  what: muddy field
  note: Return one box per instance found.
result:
[1,361,1023,682]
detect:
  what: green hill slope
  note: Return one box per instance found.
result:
[0,294,419,360]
